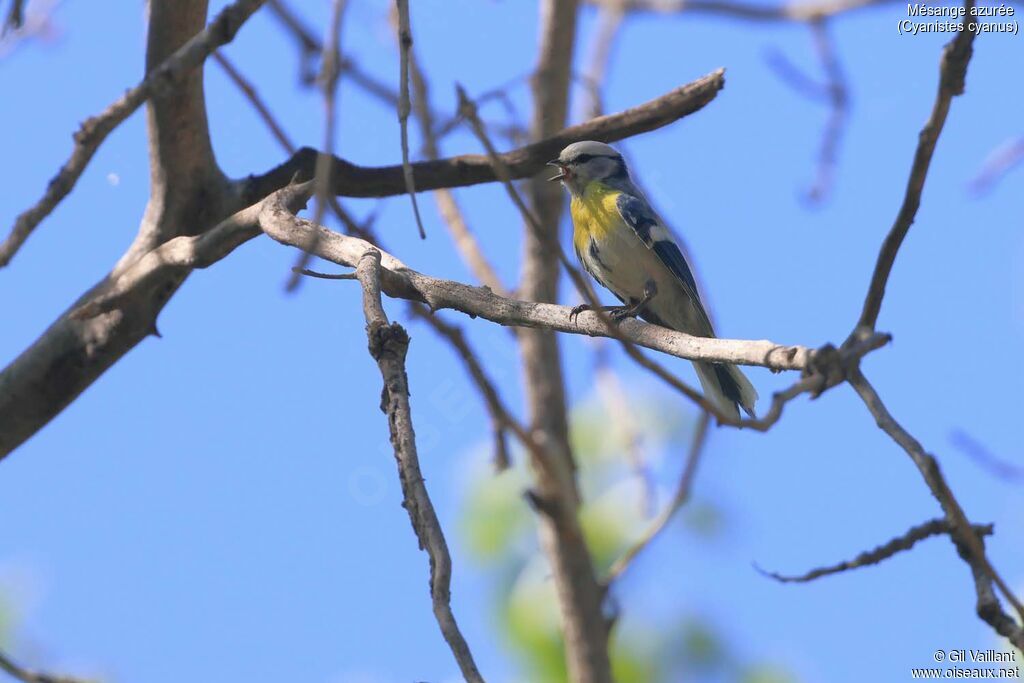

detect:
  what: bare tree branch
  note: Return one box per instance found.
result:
[393,0,426,239]
[241,69,725,201]
[265,0,320,83]
[266,0,523,145]
[593,342,658,516]
[0,650,87,683]
[853,3,976,333]
[950,430,1024,483]
[603,411,711,586]
[848,366,1024,648]
[767,19,849,203]
[0,0,265,457]
[457,82,890,427]
[257,187,835,369]
[803,19,848,203]
[1,0,24,34]
[580,0,626,121]
[0,0,266,268]
[268,0,396,99]
[285,0,348,290]
[755,518,994,583]
[212,52,296,152]
[405,32,509,296]
[514,1,617,679]
[352,249,484,682]
[968,135,1024,196]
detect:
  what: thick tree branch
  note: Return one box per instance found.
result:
[0,1,277,458]
[756,518,994,583]
[43,180,886,466]
[352,250,484,682]
[0,0,266,268]
[457,86,889,429]
[513,1,617,680]
[257,187,830,370]
[853,4,976,333]
[240,70,725,202]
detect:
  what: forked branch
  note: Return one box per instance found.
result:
[0,0,267,267]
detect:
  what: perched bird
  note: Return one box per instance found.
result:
[548,140,758,420]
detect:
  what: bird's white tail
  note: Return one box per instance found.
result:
[694,361,758,421]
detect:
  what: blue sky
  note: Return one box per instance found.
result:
[1,1,1022,681]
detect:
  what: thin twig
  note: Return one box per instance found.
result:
[394,0,426,239]
[0,0,267,267]
[286,0,348,291]
[804,19,848,203]
[210,35,371,250]
[580,0,626,120]
[755,518,994,583]
[968,136,1024,196]
[593,342,657,516]
[212,51,295,152]
[432,72,531,144]
[767,19,849,203]
[950,430,1024,483]
[853,0,976,333]
[265,0,319,82]
[403,26,508,295]
[0,650,86,683]
[267,0,400,102]
[603,411,711,586]
[352,249,484,682]
[290,267,355,280]
[847,366,1024,647]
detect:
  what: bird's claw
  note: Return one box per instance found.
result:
[569,303,592,325]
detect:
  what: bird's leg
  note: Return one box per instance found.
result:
[569,280,658,325]
[609,280,658,322]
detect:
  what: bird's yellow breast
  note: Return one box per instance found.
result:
[569,182,622,256]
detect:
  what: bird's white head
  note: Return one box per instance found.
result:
[547,141,629,195]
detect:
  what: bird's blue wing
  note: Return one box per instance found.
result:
[615,192,711,329]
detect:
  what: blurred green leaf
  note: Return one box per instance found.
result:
[459,382,799,683]
[740,664,801,683]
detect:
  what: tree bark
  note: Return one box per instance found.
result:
[0,1,234,458]
[517,2,615,681]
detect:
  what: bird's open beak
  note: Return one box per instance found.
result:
[546,160,568,182]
